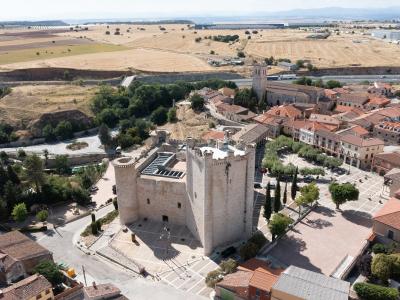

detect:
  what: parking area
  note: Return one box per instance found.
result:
[109,220,217,298]
[260,153,388,276]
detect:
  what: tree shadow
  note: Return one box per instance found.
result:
[314,206,336,218]
[303,218,333,230]
[268,235,323,274]
[341,210,373,228]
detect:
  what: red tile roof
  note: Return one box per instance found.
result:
[0,231,51,263]
[373,198,400,231]
[367,97,391,106]
[340,134,384,147]
[253,114,284,126]
[266,104,302,119]
[216,103,248,114]
[201,130,225,141]
[334,105,354,113]
[250,267,280,292]
[3,274,51,300]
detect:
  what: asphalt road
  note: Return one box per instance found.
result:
[28,206,206,300]
[234,74,400,87]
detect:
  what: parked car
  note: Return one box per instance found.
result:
[221,246,236,258]
[254,183,262,189]
[90,186,99,193]
[303,176,314,183]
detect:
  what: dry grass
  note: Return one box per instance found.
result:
[159,103,212,140]
[0,84,97,127]
[1,25,400,72]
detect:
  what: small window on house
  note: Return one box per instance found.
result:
[36,295,41,300]
[147,198,150,205]
[388,230,394,240]
[194,192,197,199]
[178,202,181,209]
[45,290,50,295]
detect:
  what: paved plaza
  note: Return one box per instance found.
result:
[109,220,217,298]
[260,153,388,276]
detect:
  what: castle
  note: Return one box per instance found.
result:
[113,132,255,255]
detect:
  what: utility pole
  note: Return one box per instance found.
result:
[82,266,87,287]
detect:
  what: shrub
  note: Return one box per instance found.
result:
[237,51,246,58]
[372,243,387,254]
[219,259,237,274]
[248,232,267,249]
[36,210,49,222]
[33,261,63,285]
[354,282,399,300]
[205,269,223,288]
[12,203,28,222]
[113,198,118,210]
[90,222,98,235]
[239,242,259,260]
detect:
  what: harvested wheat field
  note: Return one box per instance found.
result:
[0,84,97,127]
[1,25,400,72]
[159,103,213,140]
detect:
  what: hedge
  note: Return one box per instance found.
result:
[354,282,399,300]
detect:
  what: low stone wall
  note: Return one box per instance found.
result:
[0,67,133,81]
[137,72,244,84]
[45,153,109,168]
[300,66,400,76]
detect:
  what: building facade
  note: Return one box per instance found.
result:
[113,135,255,255]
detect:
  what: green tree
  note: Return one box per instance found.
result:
[291,167,298,200]
[263,183,272,222]
[296,60,305,68]
[33,261,63,285]
[55,121,73,140]
[274,178,281,213]
[190,93,205,111]
[150,106,168,125]
[12,203,28,222]
[36,210,49,222]
[295,182,320,216]
[268,213,293,240]
[325,80,342,89]
[167,107,177,123]
[283,182,288,206]
[98,123,112,146]
[329,182,359,209]
[54,155,71,175]
[354,282,399,300]
[42,124,56,142]
[6,165,20,185]
[24,154,45,192]
[372,253,393,283]
[239,242,259,260]
[43,149,49,167]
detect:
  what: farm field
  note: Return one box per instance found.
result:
[0,84,97,128]
[0,25,400,72]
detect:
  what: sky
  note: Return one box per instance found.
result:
[1,0,400,21]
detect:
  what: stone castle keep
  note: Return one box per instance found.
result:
[113,132,255,255]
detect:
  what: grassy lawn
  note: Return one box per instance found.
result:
[0,43,127,65]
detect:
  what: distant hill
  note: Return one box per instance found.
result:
[0,20,69,27]
[263,6,400,21]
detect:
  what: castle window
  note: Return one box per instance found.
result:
[177,202,181,209]
[147,198,150,204]
[194,192,197,199]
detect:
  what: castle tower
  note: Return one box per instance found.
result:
[252,64,268,101]
[186,141,256,255]
[112,157,139,225]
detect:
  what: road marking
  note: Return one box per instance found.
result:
[196,285,209,295]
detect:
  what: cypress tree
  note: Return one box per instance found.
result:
[263,183,272,222]
[274,178,281,213]
[283,182,288,205]
[291,167,298,200]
